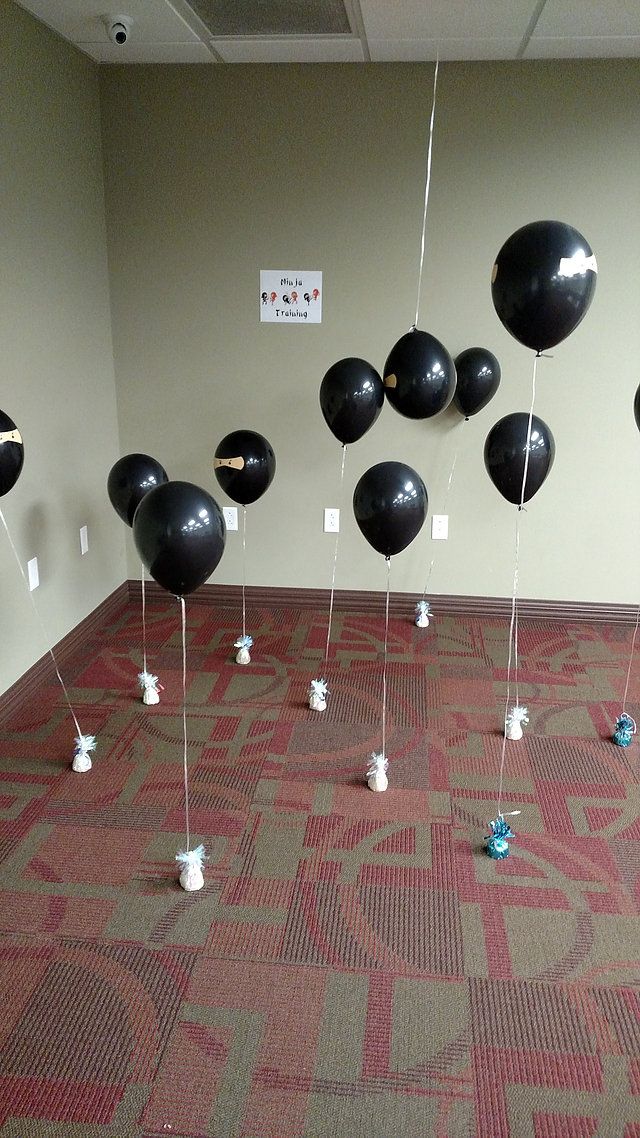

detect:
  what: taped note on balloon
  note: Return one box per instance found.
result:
[558,252,598,277]
[214,456,245,470]
[260,270,322,323]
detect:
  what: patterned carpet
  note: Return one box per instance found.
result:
[0,596,638,1137]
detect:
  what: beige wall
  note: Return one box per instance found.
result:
[0,4,125,696]
[100,60,639,605]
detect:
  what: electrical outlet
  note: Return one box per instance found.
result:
[431,514,448,540]
[223,506,238,531]
[80,525,89,555]
[27,557,39,591]
[324,508,340,533]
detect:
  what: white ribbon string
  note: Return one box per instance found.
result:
[497,515,521,814]
[519,354,539,513]
[0,504,82,739]
[241,506,247,641]
[413,58,439,331]
[179,595,190,851]
[514,589,520,709]
[381,557,391,758]
[497,352,539,813]
[422,442,458,599]
[622,604,640,711]
[325,443,347,664]
[141,561,147,676]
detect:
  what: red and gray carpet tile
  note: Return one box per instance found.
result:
[0,598,638,1136]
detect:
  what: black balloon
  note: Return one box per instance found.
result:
[353,461,428,557]
[108,453,168,527]
[214,430,275,505]
[319,358,384,444]
[484,413,555,505]
[491,220,597,352]
[0,409,24,497]
[634,385,640,434]
[453,348,501,418]
[383,329,456,419]
[133,480,225,596]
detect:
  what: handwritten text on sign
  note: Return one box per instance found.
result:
[260,270,322,324]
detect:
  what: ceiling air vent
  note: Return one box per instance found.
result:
[186,0,352,38]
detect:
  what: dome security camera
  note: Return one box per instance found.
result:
[105,15,132,45]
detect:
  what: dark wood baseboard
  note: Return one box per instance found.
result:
[0,583,129,723]
[127,580,639,624]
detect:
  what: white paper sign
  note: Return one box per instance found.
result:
[260,270,322,323]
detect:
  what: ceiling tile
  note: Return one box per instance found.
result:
[78,40,215,63]
[359,0,536,41]
[525,35,640,58]
[534,0,640,38]
[369,37,522,61]
[213,37,365,62]
[17,0,200,43]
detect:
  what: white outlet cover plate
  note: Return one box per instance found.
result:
[431,514,448,540]
[223,507,238,531]
[27,557,39,590]
[324,508,340,533]
[80,525,89,555]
